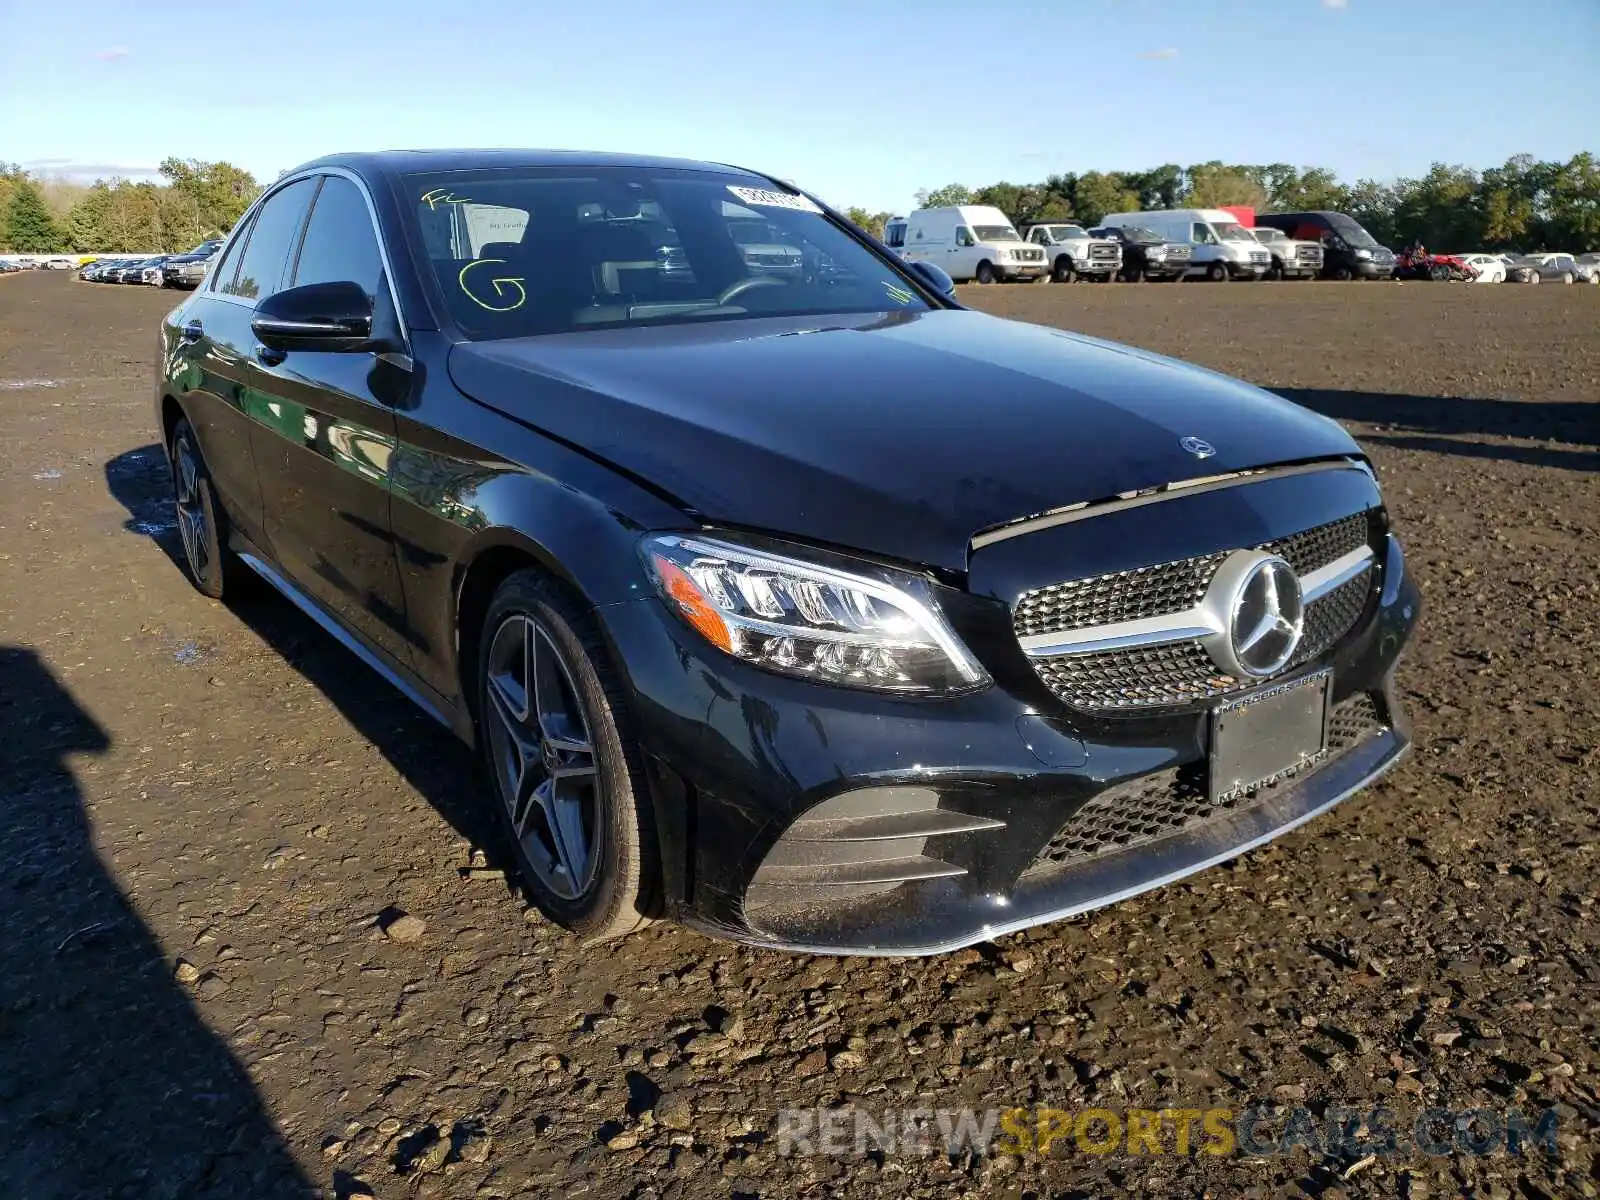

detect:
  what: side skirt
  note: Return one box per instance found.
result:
[235,549,473,745]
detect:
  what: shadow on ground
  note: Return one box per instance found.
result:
[0,645,316,1200]
[103,444,503,864]
[1274,388,1600,471]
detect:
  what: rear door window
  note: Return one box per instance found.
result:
[207,216,254,294]
[225,177,316,301]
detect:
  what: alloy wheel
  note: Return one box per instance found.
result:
[484,613,602,901]
[173,438,209,580]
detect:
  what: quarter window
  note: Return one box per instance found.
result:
[293,176,384,299]
[226,177,316,301]
[207,216,254,294]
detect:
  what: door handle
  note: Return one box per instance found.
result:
[179,320,203,343]
[255,344,286,367]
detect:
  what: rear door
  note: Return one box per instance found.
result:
[245,174,415,665]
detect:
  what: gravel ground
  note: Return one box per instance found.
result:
[1,271,1596,1199]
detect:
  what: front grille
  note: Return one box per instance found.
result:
[1024,691,1385,874]
[1017,248,1044,262]
[1249,250,1270,264]
[1016,512,1375,712]
[1297,246,1324,264]
[1263,512,1366,576]
[1015,554,1226,638]
[1089,244,1119,260]
[1166,246,1191,261]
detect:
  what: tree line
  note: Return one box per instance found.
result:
[846,153,1600,251]
[0,159,261,254]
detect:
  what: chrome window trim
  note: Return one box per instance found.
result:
[970,458,1371,551]
[1018,543,1373,659]
[201,167,410,342]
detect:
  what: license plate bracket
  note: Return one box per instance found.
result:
[1209,670,1331,804]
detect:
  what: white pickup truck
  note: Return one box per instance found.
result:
[1247,227,1324,280]
[1018,223,1123,283]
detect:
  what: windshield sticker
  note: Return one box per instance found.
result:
[726,186,822,214]
[421,188,473,209]
[881,281,916,305]
[458,258,527,311]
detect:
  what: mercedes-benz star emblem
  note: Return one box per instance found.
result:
[1200,551,1305,678]
[1179,436,1216,459]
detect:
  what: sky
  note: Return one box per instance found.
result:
[3,0,1597,214]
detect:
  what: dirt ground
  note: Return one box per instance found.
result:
[1,270,1596,1199]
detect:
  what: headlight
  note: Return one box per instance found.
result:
[1355,248,1373,260]
[642,534,989,694]
[1147,247,1166,259]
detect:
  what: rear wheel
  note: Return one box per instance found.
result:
[975,261,997,285]
[168,418,245,599]
[478,571,658,941]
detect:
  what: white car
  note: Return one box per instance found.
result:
[1573,253,1600,283]
[1458,253,1507,283]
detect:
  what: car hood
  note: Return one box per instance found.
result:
[449,309,1359,572]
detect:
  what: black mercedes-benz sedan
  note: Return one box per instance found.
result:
[155,150,1419,954]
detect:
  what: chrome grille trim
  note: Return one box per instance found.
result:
[1017,544,1371,658]
[970,458,1371,550]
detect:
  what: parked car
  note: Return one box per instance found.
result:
[1395,249,1477,282]
[1246,227,1324,280]
[1253,212,1396,280]
[0,261,20,274]
[162,239,225,289]
[1017,222,1122,283]
[1522,253,1584,284]
[41,256,75,270]
[889,205,1047,283]
[1087,225,1190,282]
[155,149,1419,954]
[1574,253,1600,283]
[1102,208,1270,281]
[1458,253,1507,283]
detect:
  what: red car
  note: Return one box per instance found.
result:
[1395,249,1477,282]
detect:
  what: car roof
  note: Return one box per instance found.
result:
[288,148,783,184]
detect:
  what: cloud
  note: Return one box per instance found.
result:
[23,160,163,180]
[1321,0,1348,8]
[1139,47,1180,60]
[96,46,129,61]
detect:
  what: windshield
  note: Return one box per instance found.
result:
[1327,214,1381,249]
[407,167,931,338]
[1215,222,1255,243]
[186,240,223,257]
[1046,226,1087,240]
[974,225,1021,242]
[1251,228,1283,243]
[1118,226,1161,243]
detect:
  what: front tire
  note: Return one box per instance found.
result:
[478,571,658,941]
[1051,256,1075,284]
[1206,262,1229,283]
[168,418,244,599]
[975,261,997,285]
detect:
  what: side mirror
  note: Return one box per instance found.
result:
[906,260,956,298]
[252,281,374,353]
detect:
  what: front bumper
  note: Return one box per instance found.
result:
[599,533,1420,954]
[997,262,1047,279]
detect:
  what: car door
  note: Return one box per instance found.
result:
[243,173,416,666]
[165,199,293,552]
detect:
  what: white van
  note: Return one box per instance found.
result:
[892,205,1046,283]
[1101,209,1270,281]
